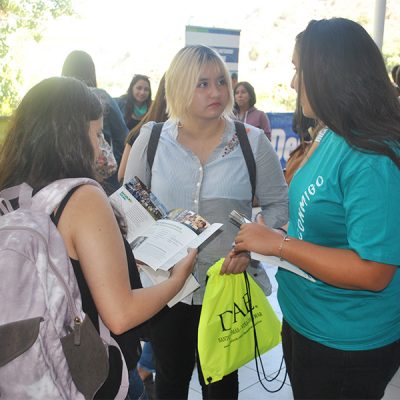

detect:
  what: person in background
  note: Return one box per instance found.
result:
[116,75,152,131]
[118,74,167,183]
[231,72,238,88]
[233,81,271,140]
[0,76,197,400]
[233,18,400,399]
[124,44,288,400]
[135,340,155,399]
[119,73,168,396]
[62,50,128,192]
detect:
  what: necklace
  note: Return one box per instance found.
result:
[237,110,247,122]
[315,128,328,143]
[302,127,328,164]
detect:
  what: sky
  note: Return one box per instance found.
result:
[10,0,396,111]
[24,0,274,93]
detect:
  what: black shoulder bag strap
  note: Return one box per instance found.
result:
[235,121,256,199]
[147,121,256,199]
[147,122,164,170]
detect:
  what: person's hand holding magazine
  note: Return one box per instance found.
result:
[168,248,197,282]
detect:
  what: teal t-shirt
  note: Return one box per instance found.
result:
[277,130,400,350]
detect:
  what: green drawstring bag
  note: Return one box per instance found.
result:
[198,258,282,384]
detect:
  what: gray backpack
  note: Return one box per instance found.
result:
[0,179,129,400]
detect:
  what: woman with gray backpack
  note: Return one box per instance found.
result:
[0,76,196,399]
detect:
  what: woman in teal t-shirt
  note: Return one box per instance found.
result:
[232,18,400,399]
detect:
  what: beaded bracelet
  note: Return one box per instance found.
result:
[278,234,290,261]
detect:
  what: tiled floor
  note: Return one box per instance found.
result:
[188,264,400,400]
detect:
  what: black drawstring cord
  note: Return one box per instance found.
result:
[243,271,287,393]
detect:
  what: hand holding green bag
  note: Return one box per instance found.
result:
[198,258,282,384]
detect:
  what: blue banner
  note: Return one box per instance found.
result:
[268,112,299,170]
[211,47,239,64]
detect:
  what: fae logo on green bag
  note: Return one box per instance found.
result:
[198,258,282,383]
[218,292,255,331]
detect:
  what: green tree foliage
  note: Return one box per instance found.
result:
[0,0,73,115]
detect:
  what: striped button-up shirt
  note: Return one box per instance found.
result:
[124,118,288,303]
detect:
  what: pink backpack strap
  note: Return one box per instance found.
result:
[31,178,102,215]
[98,318,129,400]
[0,183,33,211]
[0,199,12,215]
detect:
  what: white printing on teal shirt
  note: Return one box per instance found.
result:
[295,174,324,239]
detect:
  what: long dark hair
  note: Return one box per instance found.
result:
[61,50,97,88]
[296,18,400,167]
[126,74,167,144]
[122,74,152,124]
[0,77,102,191]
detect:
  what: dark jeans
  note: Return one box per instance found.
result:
[282,319,400,399]
[151,302,238,400]
[128,368,147,400]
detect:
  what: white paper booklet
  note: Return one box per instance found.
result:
[110,177,222,272]
[250,253,316,282]
[139,264,200,307]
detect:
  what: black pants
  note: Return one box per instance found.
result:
[282,319,400,399]
[151,302,238,399]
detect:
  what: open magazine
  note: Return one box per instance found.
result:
[229,210,316,282]
[110,177,223,305]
